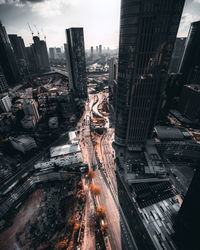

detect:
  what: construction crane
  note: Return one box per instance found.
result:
[27,22,34,37]
[34,24,40,37]
[41,28,46,42]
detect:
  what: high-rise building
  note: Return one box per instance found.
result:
[109,58,118,110]
[8,34,29,78]
[8,34,27,63]
[179,21,200,85]
[49,47,56,59]
[56,47,62,59]
[65,28,87,98]
[174,169,200,250]
[99,45,102,55]
[169,37,186,74]
[26,36,50,73]
[96,46,98,54]
[115,0,185,150]
[0,95,12,113]
[91,46,94,57]
[0,22,21,86]
[179,84,200,122]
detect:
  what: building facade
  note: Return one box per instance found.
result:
[169,37,186,74]
[0,22,21,87]
[179,84,200,122]
[65,28,87,98]
[174,169,200,250]
[179,21,200,85]
[115,0,185,150]
[26,36,50,74]
[0,67,8,93]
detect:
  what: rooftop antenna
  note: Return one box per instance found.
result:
[41,28,46,42]
[34,24,40,37]
[27,22,34,37]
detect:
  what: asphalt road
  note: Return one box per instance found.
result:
[79,93,138,250]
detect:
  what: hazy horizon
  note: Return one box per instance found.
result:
[0,0,200,49]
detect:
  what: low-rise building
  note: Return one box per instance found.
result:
[48,116,58,129]
[0,95,12,113]
[21,115,37,129]
[10,135,37,154]
[50,143,81,158]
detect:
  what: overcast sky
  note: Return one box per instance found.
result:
[0,0,200,49]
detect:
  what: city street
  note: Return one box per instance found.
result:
[78,91,140,250]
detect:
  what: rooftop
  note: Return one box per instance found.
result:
[50,143,81,158]
[155,126,184,140]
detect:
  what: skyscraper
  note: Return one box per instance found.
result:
[0,22,21,86]
[96,46,98,54]
[8,34,27,63]
[99,45,102,55]
[49,47,56,59]
[179,21,200,85]
[91,46,94,57]
[9,34,29,78]
[26,36,50,73]
[115,0,185,150]
[169,37,186,74]
[65,28,87,98]
[174,169,200,250]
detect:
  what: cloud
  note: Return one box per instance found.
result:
[0,0,45,3]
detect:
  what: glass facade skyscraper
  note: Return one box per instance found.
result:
[0,22,21,87]
[115,0,185,150]
[65,28,87,99]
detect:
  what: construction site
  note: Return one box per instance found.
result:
[0,172,86,250]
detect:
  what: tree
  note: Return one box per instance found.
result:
[90,184,101,196]
[86,169,95,180]
[96,206,106,220]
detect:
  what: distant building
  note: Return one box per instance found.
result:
[169,37,186,74]
[179,84,200,122]
[0,95,12,113]
[99,45,102,55]
[8,34,27,63]
[174,169,200,250]
[115,0,185,150]
[56,47,62,59]
[26,36,50,73]
[10,135,37,154]
[109,58,118,109]
[96,46,98,54]
[65,27,87,98]
[91,46,94,57]
[49,47,56,59]
[0,22,21,86]
[23,99,40,122]
[179,21,200,85]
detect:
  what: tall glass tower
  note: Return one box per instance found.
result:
[65,28,87,99]
[0,22,21,86]
[115,0,185,150]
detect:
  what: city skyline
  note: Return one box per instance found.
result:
[0,0,199,48]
